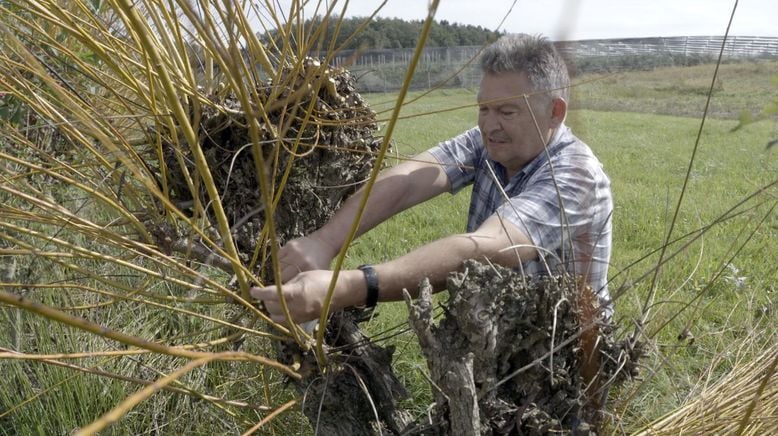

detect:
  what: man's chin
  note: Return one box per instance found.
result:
[485,143,510,160]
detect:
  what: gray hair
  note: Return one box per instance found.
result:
[479,34,570,102]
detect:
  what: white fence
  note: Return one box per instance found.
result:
[555,35,778,59]
[326,36,778,92]
[331,36,778,67]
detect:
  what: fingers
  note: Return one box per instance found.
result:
[277,239,299,263]
[276,236,333,278]
[278,242,305,282]
[249,285,277,303]
[250,285,287,323]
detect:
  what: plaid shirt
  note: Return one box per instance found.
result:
[428,125,613,314]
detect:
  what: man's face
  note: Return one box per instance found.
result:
[477,72,561,178]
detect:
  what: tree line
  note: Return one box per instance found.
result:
[262,16,504,50]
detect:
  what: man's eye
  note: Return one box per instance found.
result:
[500,110,517,117]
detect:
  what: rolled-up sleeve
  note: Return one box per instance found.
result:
[427,127,482,194]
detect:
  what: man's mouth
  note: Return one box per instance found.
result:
[488,137,510,145]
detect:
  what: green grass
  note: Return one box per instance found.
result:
[570,59,778,119]
[1,61,777,434]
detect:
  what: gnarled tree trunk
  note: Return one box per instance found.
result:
[405,260,642,435]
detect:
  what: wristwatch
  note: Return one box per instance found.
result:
[357,264,379,308]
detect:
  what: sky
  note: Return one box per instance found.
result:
[271,0,777,41]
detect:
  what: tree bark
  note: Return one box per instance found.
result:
[287,310,415,435]
[403,260,638,435]
[406,280,480,435]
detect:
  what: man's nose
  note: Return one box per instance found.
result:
[480,112,501,132]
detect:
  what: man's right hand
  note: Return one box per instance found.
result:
[278,233,338,282]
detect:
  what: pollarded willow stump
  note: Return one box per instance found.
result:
[155,59,414,434]
[405,259,642,435]
[160,58,382,273]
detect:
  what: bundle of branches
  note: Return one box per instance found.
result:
[406,259,643,435]
[634,332,777,435]
[0,0,406,433]
[158,58,381,276]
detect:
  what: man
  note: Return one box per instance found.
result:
[252,34,613,324]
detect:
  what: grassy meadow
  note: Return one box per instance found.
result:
[1,59,777,434]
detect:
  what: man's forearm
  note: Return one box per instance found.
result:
[368,219,535,303]
[313,151,449,252]
[373,234,482,301]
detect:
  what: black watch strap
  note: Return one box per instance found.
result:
[357,264,379,308]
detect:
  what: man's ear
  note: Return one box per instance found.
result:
[550,97,567,127]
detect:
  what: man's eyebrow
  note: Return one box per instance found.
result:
[478,101,522,109]
[478,94,524,104]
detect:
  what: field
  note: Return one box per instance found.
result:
[1,58,777,434]
[350,60,778,431]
